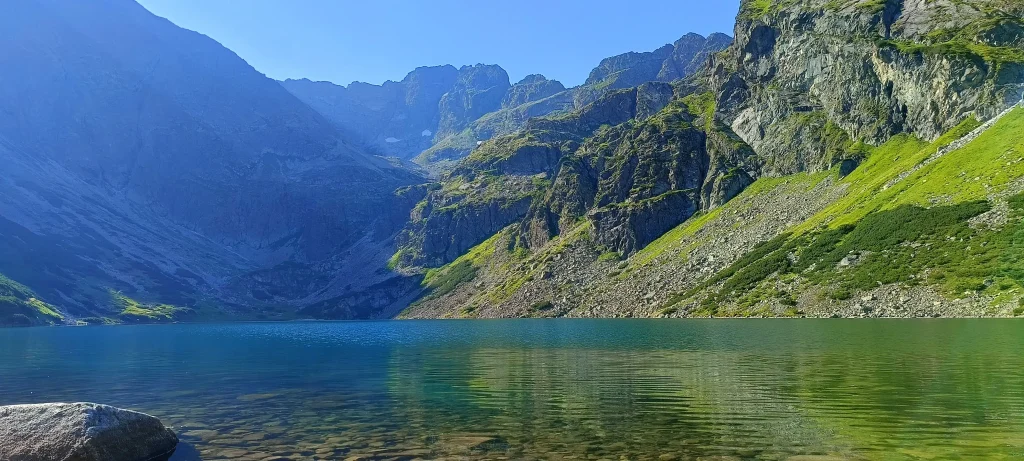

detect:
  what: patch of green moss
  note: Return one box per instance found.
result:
[111,291,191,323]
[880,39,1024,64]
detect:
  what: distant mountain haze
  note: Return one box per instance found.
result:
[282,33,734,166]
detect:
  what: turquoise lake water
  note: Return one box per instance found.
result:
[1,320,1023,460]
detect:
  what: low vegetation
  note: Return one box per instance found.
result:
[661,108,1024,316]
[0,274,63,327]
[111,291,192,323]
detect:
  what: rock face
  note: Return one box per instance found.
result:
[574,33,734,107]
[0,403,178,461]
[436,65,514,138]
[710,0,1024,175]
[658,33,735,81]
[588,190,700,255]
[534,88,755,255]
[393,81,757,268]
[502,75,567,109]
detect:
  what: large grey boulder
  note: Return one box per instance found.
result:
[0,403,178,461]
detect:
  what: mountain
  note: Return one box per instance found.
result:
[394,0,1024,320]
[0,0,425,325]
[282,33,734,171]
[572,33,734,107]
[6,0,1018,324]
[280,66,460,162]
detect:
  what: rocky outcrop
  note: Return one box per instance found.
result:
[574,33,733,107]
[589,190,700,255]
[436,65,513,138]
[658,33,735,81]
[0,403,178,461]
[396,83,709,268]
[711,0,1024,175]
[399,81,761,269]
[502,75,567,109]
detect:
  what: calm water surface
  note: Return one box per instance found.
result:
[1,320,1023,460]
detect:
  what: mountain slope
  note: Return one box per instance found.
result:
[396,0,1024,319]
[0,0,424,321]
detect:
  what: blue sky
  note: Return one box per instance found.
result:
[137,0,741,88]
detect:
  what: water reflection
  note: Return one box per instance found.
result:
[0,320,1022,460]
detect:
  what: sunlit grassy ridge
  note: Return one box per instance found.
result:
[404,222,595,318]
[419,230,504,301]
[0,273,64,326]
[660,107,1024,315]
[110,290,192,323]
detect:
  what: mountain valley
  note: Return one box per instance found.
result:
[2,0,1023,325]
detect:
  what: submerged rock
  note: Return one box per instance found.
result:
[0,403,178,461]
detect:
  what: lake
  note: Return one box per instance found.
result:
[1,320,1023,460]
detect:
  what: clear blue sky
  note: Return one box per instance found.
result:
[137,0,741,87]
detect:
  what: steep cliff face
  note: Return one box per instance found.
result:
[659,33,736,81]
[0,0,424,320]
[432,65,514,141]
[711,0,1024,175]
[522,89,756,254]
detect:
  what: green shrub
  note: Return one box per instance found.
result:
[424,260,477,298]
[531,300,554,311]
[1008,192,1024,211]
[829,289,853,301]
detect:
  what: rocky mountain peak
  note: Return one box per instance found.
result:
[586,44,676,86]
[502,74,566,109]
[436,64,513,138]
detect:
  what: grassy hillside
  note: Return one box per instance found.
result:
[660,107,1024,317]
[403,106,1024,319]
[0,274,64,326]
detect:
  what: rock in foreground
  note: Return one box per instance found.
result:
[0,403,178,461]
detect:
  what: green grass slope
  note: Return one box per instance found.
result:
[663,107,1024,316]
[0,273,65,326]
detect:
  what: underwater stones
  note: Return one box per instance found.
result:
[0,402,178,461]
[237,393,280,402]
